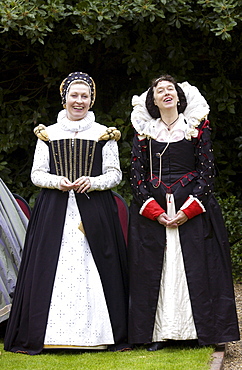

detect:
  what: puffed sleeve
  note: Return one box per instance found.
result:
[179,120,215,218]
[193,120,215,201]
[89,139,122,191]
[31,139,64,189]
[130,132,165,220]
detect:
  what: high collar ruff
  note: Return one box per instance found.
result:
[131,81,210,141]
[57,109,95,132]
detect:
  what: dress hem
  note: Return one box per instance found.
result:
[43,344,108,350]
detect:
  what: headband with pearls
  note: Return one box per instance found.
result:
[60,71,96,108]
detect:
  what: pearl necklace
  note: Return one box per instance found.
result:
[161,116,179,131]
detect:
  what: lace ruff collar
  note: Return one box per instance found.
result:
[131,81,210,141]
[57,109,95,132]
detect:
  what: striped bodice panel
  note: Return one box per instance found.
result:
[49,139,103,182]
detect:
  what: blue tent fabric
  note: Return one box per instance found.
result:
[0,179,28,323]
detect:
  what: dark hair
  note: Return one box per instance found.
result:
[145,74,187,119]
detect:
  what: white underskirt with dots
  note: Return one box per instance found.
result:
[44,190,114,348]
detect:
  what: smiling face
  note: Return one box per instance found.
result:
[153,80,179,115]
[66,83,91,121]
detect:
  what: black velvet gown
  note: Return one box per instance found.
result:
[4,139,129,354]
[128,120,240,346]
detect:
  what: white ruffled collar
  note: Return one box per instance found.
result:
[131,81,210,141]
[57,109,95,132]
[146,114,189,142]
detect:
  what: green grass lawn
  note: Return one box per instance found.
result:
[0,340,214,370]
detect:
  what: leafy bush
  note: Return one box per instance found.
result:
[0,1,242,210]
[217,195,242,282]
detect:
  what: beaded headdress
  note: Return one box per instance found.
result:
[60,71,96,108]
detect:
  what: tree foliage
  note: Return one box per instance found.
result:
[218,195,242,282]
[0,0,242,205]
[1,0,241,42]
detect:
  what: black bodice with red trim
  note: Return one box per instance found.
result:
[130,120,215,209]
[148,138,197,187]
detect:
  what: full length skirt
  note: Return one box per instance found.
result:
[152,194,197,341]
[4,188,128,354]
[44,190,114,348]
[128,194,240,345]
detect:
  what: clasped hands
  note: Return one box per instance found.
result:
[59,176,91,193]
[156,210,188,227]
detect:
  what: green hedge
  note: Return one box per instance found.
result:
[0,0,241,281]
[1,0,242,201]
[217,195,242,282]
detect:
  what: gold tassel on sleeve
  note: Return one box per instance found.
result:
[98,127,121,141]
[33,124,49,141]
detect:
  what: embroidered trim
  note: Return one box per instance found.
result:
[197,120,210,141]
[50,139,97,182]
[85,140,89,176]
[88,141,96,176]
[148,171,198,191]
[180,195,206,213]
[139,197,155,215]
[73,139,77,181]
[140,198,165,220]
[79,140,83,178]
[69,139,73,182]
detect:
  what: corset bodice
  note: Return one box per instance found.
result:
[149,138,197,187]
[49,139,105,182]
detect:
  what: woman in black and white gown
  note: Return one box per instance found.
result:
[4,72,129,354]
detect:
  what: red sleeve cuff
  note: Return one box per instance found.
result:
[140,199,165,220]
[180,195,206,219]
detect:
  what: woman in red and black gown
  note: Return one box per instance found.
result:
[128,75,240,350]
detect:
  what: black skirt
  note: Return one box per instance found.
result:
[4,188,129,354]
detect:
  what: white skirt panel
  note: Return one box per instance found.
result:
[44,190,114,347]
[152,194,197,341]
